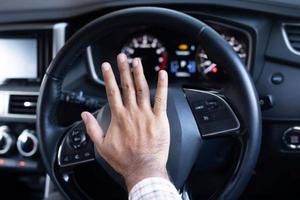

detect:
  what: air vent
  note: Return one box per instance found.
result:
[283,24,300,54]
[8,95,38,115]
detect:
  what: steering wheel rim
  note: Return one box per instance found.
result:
[37,6,261,200]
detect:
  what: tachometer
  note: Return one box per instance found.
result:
[121,34,167,78]
[196,33,247,80]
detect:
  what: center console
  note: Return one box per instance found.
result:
[0,23,67,185]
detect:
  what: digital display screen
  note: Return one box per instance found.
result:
[0,38,38,83]
[170,43,197,77]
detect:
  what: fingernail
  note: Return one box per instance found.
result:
[118,53,127,63]
[160,70,167,79]
[81,112,88,123]
[132,58,139,67]
[102,62,110,71]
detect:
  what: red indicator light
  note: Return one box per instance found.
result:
[19,161,26,167]
[0,159,4,165]
[159,52,168,70]
[211,67,218,73]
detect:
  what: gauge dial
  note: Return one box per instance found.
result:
[196,33,247,80]
[121,34,167,78]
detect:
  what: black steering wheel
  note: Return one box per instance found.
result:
[37,7,261,200]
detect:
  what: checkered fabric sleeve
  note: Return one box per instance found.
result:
[128,177,182,200]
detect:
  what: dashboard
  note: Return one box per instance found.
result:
[0,0,300,199]
[87,21,250,86]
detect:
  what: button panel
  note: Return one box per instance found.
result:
[58,123,95,167]
[69,129,87,150]
[0,125,41,172]
[185,89,240,137]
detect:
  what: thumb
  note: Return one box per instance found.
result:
[81,111,105,148]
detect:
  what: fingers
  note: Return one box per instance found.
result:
[117,53,136,107]
[153,70,168,115]
[132,58,151,108]
[102,54,165,114]
[101,62,123,113]
[81,112,104,148]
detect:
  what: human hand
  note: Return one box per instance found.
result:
[81,53,170,191]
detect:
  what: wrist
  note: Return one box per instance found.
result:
[124,165,169,191]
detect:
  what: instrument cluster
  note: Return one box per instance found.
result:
[86,22,250,85]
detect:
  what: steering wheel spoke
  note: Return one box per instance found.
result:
[184,88,241,139]
[57,120,95,168]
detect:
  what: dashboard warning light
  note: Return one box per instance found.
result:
[19,161,26,167]
[212,67,218,73]
[178,43,188,50]
[0,159,4,165]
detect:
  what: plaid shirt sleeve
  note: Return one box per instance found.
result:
[128,177,182,200]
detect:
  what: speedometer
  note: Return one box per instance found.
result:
[121,34,167,79]
[196,33,248,80]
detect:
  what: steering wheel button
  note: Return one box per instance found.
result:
[72,144,80,150]
[74,154,81,160]
[72,143,85,150]
[73,136,81,143]
[201,114,211,122]
[72,134,86,143]
[194,104,205,110]
[206,100,219,110]
[83,151,93,159]
[63,155,70,163]
[68,129,88,150]
[71,129,80,137]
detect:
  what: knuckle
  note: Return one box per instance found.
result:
[136,87,144,96]
[120,109,130,118]
[122,83,131,92]
[107,88,116,97]
[155,96,163,104]
[113,107,124,116]
[154,96,167,113]
[127,106,138,116]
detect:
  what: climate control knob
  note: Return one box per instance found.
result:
[17,129,38,157]
[0,126,14,155]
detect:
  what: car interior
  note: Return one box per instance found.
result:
[0,0,300,199]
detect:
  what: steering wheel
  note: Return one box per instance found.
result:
[37,7,261,200]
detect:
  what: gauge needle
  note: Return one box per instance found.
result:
[204,63,217,74]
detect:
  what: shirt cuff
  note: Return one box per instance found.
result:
[128,177,182,200]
